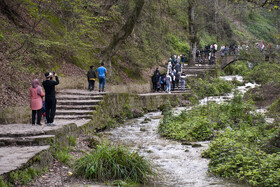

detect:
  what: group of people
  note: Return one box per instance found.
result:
[152,54,187,93]
[30,72,59,126]
[196,43,218,65]
[29,63,107,126]
[87,63,107,92]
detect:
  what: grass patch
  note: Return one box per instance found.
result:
[73,144,155,183]
[9,167,46,185]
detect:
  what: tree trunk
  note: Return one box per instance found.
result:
[188,0,197,66]
[101,0,145,78]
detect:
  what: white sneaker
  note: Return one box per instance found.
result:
[47,123,56,126]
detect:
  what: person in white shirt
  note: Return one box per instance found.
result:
[180,73,186,91]
[166,73,171,93]
[167,60,172,74]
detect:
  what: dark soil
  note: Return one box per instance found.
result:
[26,134,104,187]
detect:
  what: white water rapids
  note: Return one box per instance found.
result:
[99,76,258,186]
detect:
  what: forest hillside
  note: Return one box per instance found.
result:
[0,0,279,107]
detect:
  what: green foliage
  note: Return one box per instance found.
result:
[268,98,280,118]
[54,148,73,166]
[245,62,280,84]
[68,135,77,147]
[159,93,264,141]
[188,77,235,99]
[0,176,10,187]
[122,104,134,119]
[224,60,251,76]
[246,11,278,43]
[167,33,190,55]
[0,32,4,41]
[52,143,74,166]
[73,144,155,183]
[203,125,280,186]
[9,167,43,185]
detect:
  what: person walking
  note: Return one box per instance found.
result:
[181,54,185,66]
[167,60,172,74]
[43,72,59,126]
[175,71,180,89]
[87,65,96,91]
[171,69,176,91]
[30,79,45,125]
[180,73,186,91]
[97,62,107,92]
[166,73,171,93]
[175,62,181,73]
[151,71,157,92]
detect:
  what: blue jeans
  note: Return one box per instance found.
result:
[181,80,185,91]
[99,76,105,91]
[166,83,171,92]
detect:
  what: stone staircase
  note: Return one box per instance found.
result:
[55,89,106,120]
[0,89,108,177]
[0,90,106,147]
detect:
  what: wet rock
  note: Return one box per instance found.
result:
[150,115,163,119]
[192,143,202,147]
[181,142,192,146]
[141,117,151,124]
[179,100,192,107]
[131,109,144,118]
[86,135,102,148]
[184,149,189,152]
[140,127,148,132]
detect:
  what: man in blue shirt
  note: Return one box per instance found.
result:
[97,62,107,92]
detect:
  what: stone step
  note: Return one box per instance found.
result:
[57,89,108,96]
[55,115,92,120]
[183,69,216,72]
[0,146,51,176]
[57,100,102,106]
[56,95,104,100]
[170,90,189,93]
[56,105,98,110]
[182,66,216,69]
[56,110,93,116]
[0,135,55,147]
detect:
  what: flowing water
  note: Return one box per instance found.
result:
[101,76,257,187]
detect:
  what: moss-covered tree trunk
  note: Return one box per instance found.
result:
[101,0,145,78]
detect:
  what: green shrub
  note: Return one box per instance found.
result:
[203,127,280,187]
[9,168,43,185]
[54,149,73,166]
[224,60,251,76]
[188,77,235,99]
[167,33,190,55]
[158,94,264,141]
[73,144,155,183]
[244,62,280,84]
[68,135,77,147]
[268,98,280,118]
[0,176,10,187]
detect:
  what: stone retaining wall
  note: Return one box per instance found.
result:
[0,106,31,124]
[81,93,186,133]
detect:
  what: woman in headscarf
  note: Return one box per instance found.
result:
[30,79,45,125]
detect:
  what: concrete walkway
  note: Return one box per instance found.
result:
[0,89,190,178]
